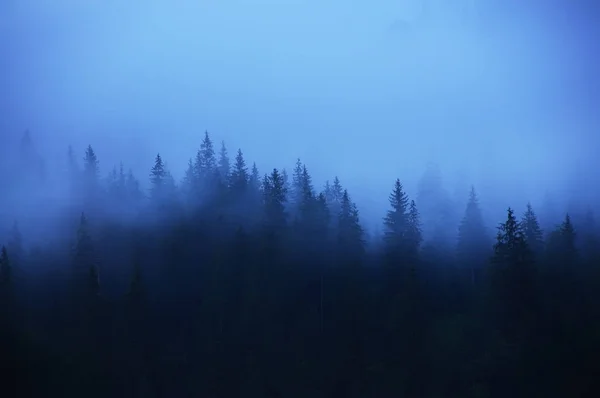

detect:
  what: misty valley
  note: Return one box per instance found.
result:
[0,130,599,397]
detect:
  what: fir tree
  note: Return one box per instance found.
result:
[149,153,172,205]
[492,208,530,266]
[126,168,143,206]
[291,158,304,210]
[383,179,410,258]
[181,158,196,205]
[82,145,100,205]
[281,168,291,200]
[195,131,217,183]
[218,141,230,186]
[406,199,423,260]
[83,145,99,184]
[249,162,260,193]
[521,202,544,256]
[297,165,316,224]
[491,207,536,337]
[547,214,578,266]
[263,168,287,232]
[324,176,344,228]
[338,190,364,261]
[230,149,249,194]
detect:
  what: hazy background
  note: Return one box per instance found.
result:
[1,0,599,230]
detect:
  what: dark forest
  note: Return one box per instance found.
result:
[1,131,599,398]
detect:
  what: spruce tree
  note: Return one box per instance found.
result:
[195,131,217,183]
[298,165,316,224]
[126,168,143,207]
[281,168,291,201]
[324,176,344,229]
[82,145,100,206]
[383,179,410,258]
[249,163,260,193]
[218,140,230,186]
[230,149,248,195]
[547,214,578,267]
[263,168,287,233]
[181,158,196,205]
[150,153,167,201]
[492,208,530,267]
[521,202,544,256]
[491,208,535,336]
[83,145,99,185]
[338,190,364,261]
[406,199,423,260]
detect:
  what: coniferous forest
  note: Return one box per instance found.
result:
[1,131,599,398]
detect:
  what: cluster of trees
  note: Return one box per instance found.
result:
[1,131,599,397]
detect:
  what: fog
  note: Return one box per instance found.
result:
[1,0,599,236]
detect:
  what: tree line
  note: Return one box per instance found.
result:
[1,130,599,397]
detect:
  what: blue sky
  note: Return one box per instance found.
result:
[1,0,599,228]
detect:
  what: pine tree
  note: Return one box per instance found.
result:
[324,176,344,228]
[291,158,304,212]
[150,153,167,201]
[297,165,316,224]
[281,168,291,200]
[492,208,530,266]
[521,202,544,256]
[249,162,260,193]
[491,207,536,337]
[126,168,143,207]
[83,145,99,185]
[383,179,410,258]
[230,149,249,194]
[181,158,196,205]
[263,168,287,232]
[82,145,100,205]
[218,141,230,186]
[195,131,217,184]
[457,187,489,283]
[406,199,423,260]
[547,214,578,266]
[338,190,364,261]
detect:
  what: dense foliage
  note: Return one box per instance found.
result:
[1,131,599,397]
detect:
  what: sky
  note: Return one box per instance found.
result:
[1,0,599,229]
